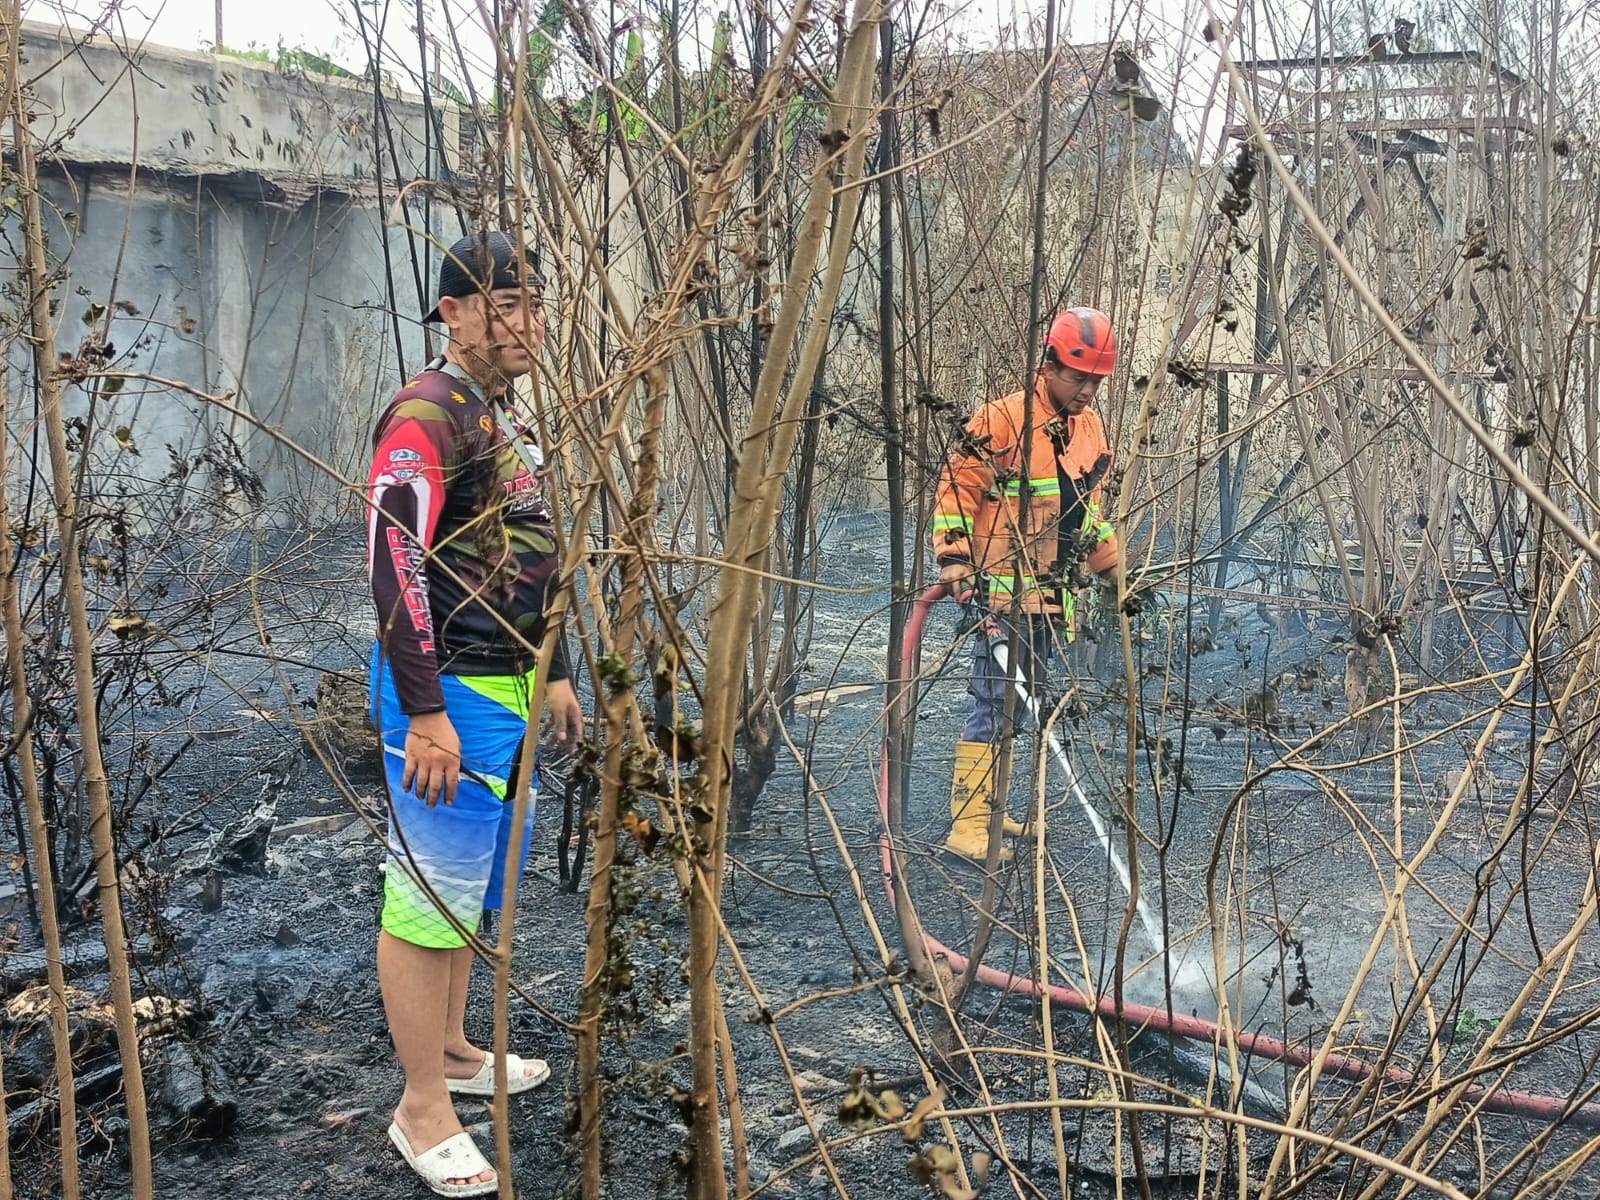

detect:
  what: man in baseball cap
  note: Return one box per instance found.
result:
[366,228,578,1196]
[423,229,544,322]
[413,229,547,399]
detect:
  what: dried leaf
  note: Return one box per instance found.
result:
[620,811,660,857]
[907,1141,976,1199]
[971,1152,992,1186]
[131,994,192,1035]
[924,1145,959,1173]
[907,1143,962,1184]
[1131,94,1164,121]
[652,721,702,762]
[108,614,150,639]
[902,1085,946,1141]
[839,1087,879,1129]
[936,1175,978,1200]
[840,1081,910,1130]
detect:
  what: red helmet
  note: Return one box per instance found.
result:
[1044,307,1117,376]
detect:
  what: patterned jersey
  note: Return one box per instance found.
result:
[367,361,569,714]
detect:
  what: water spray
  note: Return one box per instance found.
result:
[971,608,1208,991]
[879,586,1600,1129]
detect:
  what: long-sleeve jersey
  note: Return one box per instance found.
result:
[931,379,1118,614]
[367,360,568,714]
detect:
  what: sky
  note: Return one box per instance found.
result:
[25,0,1231,168]
[29,0,1164,53]
[25,0,1205,86]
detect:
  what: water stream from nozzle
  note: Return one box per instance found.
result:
[983,622,1207,990]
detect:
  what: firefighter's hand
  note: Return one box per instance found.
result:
[1095,571,1132,617]
[404,710,462,807]
[1069,564,1095,591]
[939,560,976,599]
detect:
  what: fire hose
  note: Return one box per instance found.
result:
[876,585,1600,1128]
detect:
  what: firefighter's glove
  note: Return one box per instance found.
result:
[954,588,984,638]
[938,559,976,600]
[1081,574,1124,624]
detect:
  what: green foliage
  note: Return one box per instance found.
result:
[212,41,272,64]
[434,77,470,107]
[1454,1007,1501,1040]
[212,38,359,81]
[524,0,564,95]
[615,28,648,140]
[783,90,829,156]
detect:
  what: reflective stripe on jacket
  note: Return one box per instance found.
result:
[932,378,1118,617]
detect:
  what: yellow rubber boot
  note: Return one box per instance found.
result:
[959,740,1029,838]
[944,740,1027,861]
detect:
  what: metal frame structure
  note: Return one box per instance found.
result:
[1186,44,1543,658]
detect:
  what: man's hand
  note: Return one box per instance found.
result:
[404,710,462,807]
[939,560,976,600]
[544,677,584,753]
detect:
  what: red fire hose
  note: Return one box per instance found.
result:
[877,585,1600,1128]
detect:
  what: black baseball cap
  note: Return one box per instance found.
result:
[423,230,544,323]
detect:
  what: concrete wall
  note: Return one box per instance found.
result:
[2,23,470,522]
[21,21,455,187]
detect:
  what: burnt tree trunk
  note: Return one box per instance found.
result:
[729,696,777,835]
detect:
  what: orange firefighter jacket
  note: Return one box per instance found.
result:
[932,377,1119,616]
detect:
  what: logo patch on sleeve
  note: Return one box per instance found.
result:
[386,446,424,480]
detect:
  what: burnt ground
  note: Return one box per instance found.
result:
[3,516,1600,1198]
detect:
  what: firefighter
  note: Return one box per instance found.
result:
[931,307,1122,861]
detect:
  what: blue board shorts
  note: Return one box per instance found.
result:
[370,652,539,948]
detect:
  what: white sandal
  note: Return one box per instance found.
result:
[446,1051,551,1097]
[388,1121,499,1198]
